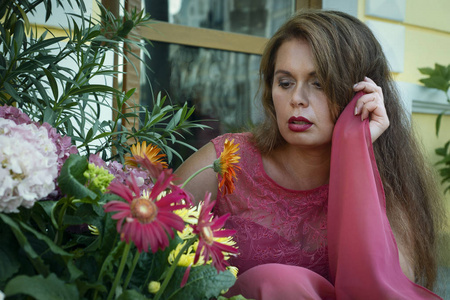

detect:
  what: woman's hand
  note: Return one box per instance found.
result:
[353,77,390,143]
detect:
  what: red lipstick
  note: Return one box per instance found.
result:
[288,116,313,132]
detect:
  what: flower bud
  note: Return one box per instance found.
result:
[148,281,161,294]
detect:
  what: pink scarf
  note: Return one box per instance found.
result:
[328,92,441,299]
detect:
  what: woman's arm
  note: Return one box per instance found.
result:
[174,142,219,204]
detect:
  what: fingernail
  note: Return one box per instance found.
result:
[353,83,358,88]
[354,106,358,115]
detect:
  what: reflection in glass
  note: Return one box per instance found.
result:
[146,0,294,38]
[142,1,295,167]
[141,42,263,168]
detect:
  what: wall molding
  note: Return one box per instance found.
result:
[397,81,450,115]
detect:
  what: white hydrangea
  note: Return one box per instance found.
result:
[0,118,58,213]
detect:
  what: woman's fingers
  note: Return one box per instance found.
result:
[353,77,390,142]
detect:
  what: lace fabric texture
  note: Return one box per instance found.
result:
[211,133,330,280]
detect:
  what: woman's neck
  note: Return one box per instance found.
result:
[263,144,331,191]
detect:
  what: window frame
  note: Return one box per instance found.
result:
[140,0,322,55]
[115,0,322,110]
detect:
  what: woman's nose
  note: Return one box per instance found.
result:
[290,86,309,107]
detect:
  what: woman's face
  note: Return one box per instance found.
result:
[272,38,335,150]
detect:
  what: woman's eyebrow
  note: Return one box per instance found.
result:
[274,69,292,76]
[274,70,317,77]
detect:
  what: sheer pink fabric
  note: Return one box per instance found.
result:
[212,133,330,280]
[211,92,442,300]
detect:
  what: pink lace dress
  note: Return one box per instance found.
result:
[211,132,330,281]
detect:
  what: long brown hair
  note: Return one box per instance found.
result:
[253,9,445,289]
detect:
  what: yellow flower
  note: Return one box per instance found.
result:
[174,205,199,226]
[213,139,241,196]
[88,225,99,236]
[227,266,239,278]
[168,241,205,267]
[125,141,168,169]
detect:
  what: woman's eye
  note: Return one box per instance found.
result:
[278,80,292,89]
[312,80,322,89]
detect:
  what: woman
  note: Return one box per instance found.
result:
[174,10,445,299]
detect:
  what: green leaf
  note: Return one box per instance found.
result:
[69,84,120,96]
[29,76,51,106]
[165,108,182,131]
[57,154,97,200]
[3,82,21,102]
[165,265,236,300]
[435,146,448,157]
[4,273,79,300]
[0,230,21,282]
[436,155,450,165]
[435,63,450,81]
[44,105,57,125]
[43,67,59,100]
[12,19,25,54]
[19,219,74,258]
[18,36,67,58]
[419,77,449,92]
[435,111,446,136]
[0,214,49,276]
[418,67,434,75]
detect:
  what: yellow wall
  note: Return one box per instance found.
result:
[358,0,450,239]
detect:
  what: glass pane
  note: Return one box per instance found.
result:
[141,42,263,168]
[146,0,295,38]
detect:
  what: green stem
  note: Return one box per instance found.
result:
[93,235,121,300]
[55,199,71,245]
[153,238,196,300]
[123,249,141,290]
[141,253,156,291]
[106,242,131,300]
[181,165,213,189]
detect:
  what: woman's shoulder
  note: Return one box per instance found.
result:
[211,132,253,144]
[211,132,256,153]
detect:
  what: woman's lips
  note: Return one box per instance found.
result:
[288,116,313,132]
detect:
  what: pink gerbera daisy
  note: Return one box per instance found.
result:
[104,169,189,253]
[192,192,238,272]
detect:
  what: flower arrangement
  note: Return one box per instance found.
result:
[0,1,249,299]
[0,105,245,299]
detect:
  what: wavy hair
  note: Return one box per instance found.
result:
[252,9,445,289]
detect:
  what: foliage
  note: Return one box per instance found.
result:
[0,135,239,299]
[0,0,246,299]
[0,0,207,163]
[419,63,450,194]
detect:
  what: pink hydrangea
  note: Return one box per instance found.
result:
[0,105,32,125]
[0,119,59,213]
[0,105,77,173]
[41,123,78,172]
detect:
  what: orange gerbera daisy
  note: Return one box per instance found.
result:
[125,141,168,178]
[213,139,241,196]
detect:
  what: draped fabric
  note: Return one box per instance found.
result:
[327,92,441,299]
[219,92,442,300]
